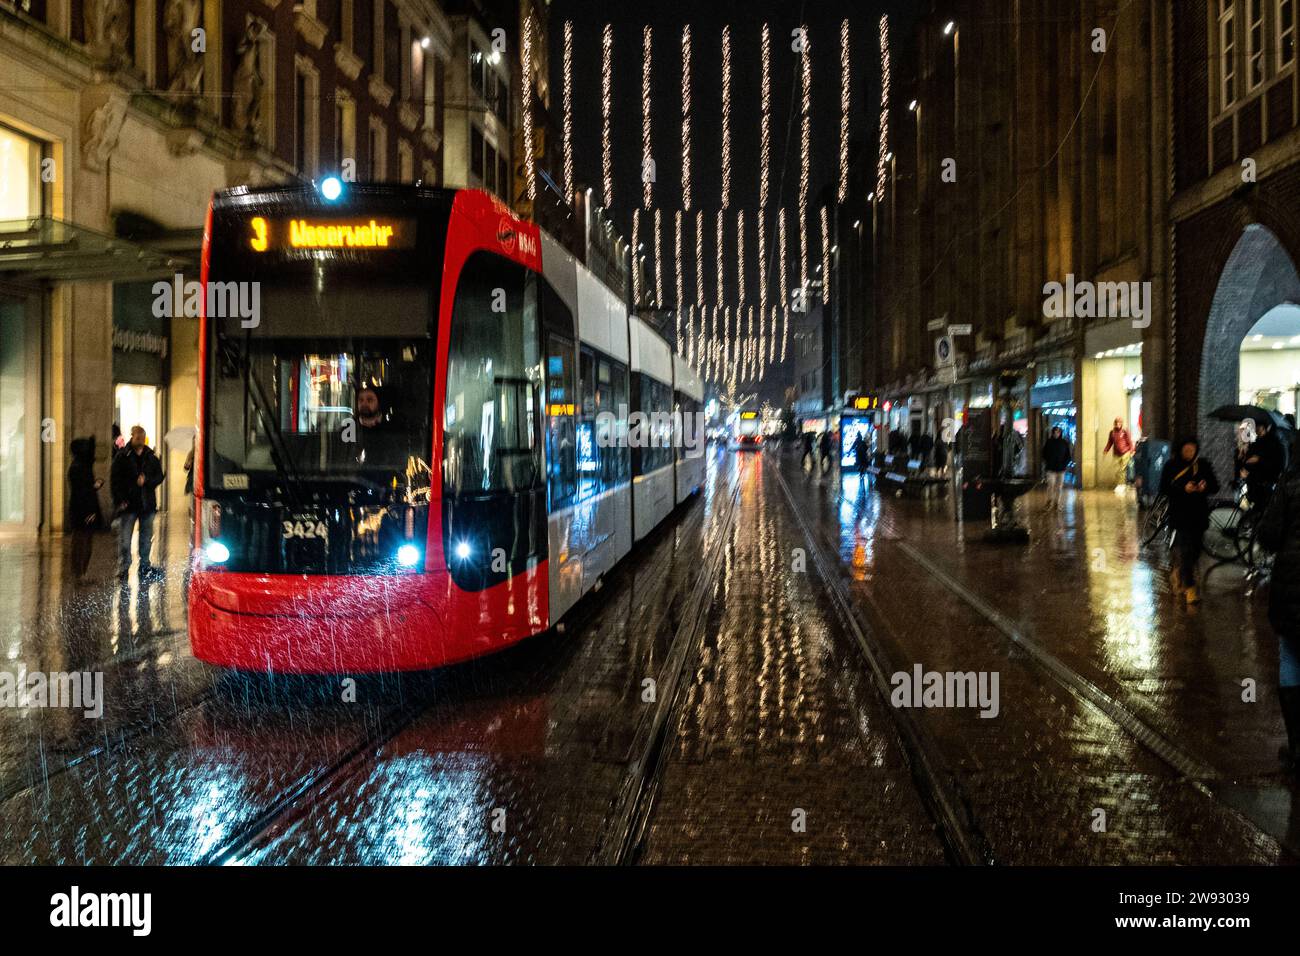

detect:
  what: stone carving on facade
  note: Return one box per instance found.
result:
[164,0,206,95]
[81,86,129,172]
[83,0,132,67]
[232,16,270,140]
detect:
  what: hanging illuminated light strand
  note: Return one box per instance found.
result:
[521,12,536,202]
[631,209,641,305]
[562,21,574,201]
[799,26,811,297]
[758,214,768,365]
[878,14,890,200]
[715,210,725,310]
[694,210,704,306]
[675,210,684,349]
[820,205,831,305]
[721,24,732,210]
[602,24,613,208]
[682,25,692,212]
[760,23,771,210]
[839,18,850,204]
[654,208,664,307]
[737,211,747,379]
[778,210,790,361]
[642,25,653,209]
[728,307,738,394]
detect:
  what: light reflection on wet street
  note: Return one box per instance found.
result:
[0,446,1295,864]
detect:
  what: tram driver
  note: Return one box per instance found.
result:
[354,384,406,469]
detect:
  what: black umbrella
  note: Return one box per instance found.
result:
[1207,404,1292,430]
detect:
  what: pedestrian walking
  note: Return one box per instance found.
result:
[818,429,834,473]
[1258,459,1300,772]
[110,425,165,583]
[1159,436,1219,605]
[67,436,103,581]
[1041,426,1072,510]
[852,431,870,477]
[800,430,815,471]
[1103,417,1135,495]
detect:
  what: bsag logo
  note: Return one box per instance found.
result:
[497,217,517,254]
[50,886,151,936]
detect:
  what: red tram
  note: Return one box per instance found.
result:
[190,183,705,672]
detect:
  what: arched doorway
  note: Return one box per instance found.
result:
[1197,224,1300,481]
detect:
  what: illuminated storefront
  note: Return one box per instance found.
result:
[0,124,46,532]
[1238,304,1300,418]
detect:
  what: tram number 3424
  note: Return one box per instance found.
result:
[282,519,329,540]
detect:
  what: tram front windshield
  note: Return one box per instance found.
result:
[208,280,434,493]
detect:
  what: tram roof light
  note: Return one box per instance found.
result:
[319,176,344,202]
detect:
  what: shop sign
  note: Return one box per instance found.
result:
[112,327,168,359]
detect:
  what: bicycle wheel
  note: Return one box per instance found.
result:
[1238,513,1276,573]
[1203,505,1243,562]
[1140,496,1169,546]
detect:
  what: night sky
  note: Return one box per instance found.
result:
[544,0,918,399]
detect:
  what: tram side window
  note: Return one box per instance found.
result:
[444,252,541,496]
[638,376,674,474]
[576,349,631,501]
[675,393,701,462]
[545,331,577,511]
[599,357,631,486]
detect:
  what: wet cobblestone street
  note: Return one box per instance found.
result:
[0,447,1296,864]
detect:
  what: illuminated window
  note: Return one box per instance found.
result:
[1281,0,1296,67]
[1220,0,1238,108]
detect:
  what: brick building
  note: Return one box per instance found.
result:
[1169,0,1300,480]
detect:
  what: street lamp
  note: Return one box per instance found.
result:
[943,20,955,36]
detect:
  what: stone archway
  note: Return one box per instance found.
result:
[1197,224,1300,481]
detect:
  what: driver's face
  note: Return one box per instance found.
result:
[357,391,379,417]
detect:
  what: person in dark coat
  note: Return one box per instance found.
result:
[1041,426,1072,510]
[1241,422,1285,512]
[67,436,103,581]
[851,432,870,476]
[1258,467,1300,771]
[110,425,165,583]
[1160,436,1219,604]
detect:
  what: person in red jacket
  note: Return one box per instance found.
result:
[1103,417,1135,495]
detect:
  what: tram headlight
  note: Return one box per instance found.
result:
[454,540,471,561]
[204,540,231,565]
[396,544,422,568]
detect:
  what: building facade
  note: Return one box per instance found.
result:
[857,0,1170,487]
[0,0,535,535]
[1169,0,1300,482]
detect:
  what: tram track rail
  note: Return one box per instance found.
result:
[796,455,1294,862]
[772,456,995,866]
[597,463,743,866]
[199,463,732,867]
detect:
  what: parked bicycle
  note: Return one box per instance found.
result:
[1203,480,1274,574]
